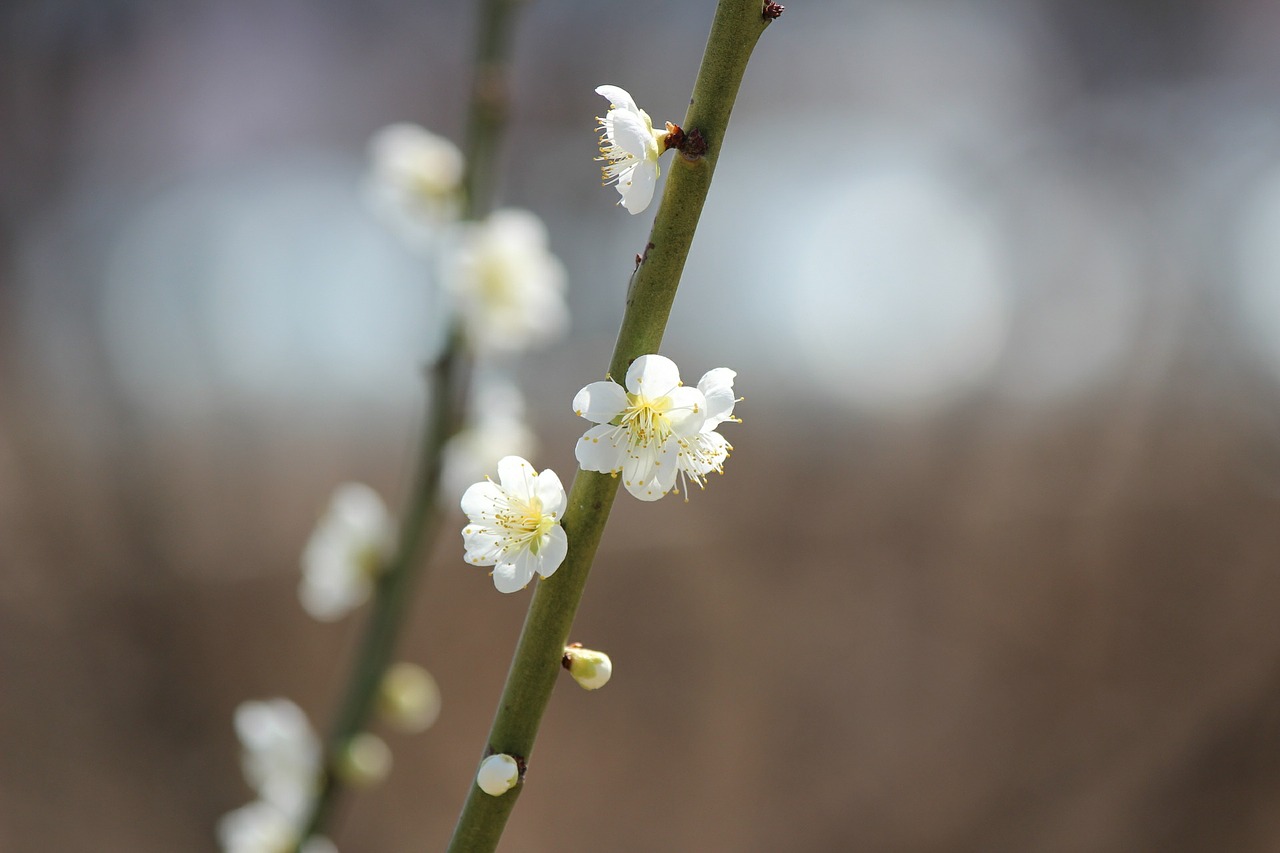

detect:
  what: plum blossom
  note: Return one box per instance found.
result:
[461,456,568,593]
[300,484,395,621]
[572,354,707,501]
[476,754,520,797]
[366,123,464,246]
[595,85,670,215]
[674,368,740,496]
[444,209,569,353]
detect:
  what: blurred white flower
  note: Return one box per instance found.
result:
[563,645,613,690]
[461,456,568,593]
[300,483,395,621]
[217,800,337,853]
[595,85,670,215]
[234,699,321,819]
[366,123,464,246]
[335,733,392,788]
[573,354,707,501]
[444,209,569,353]
[674,368,740,495]
[476,754,520,797]
[442,377,537,500]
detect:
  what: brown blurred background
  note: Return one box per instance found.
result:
[5,0,1280,850]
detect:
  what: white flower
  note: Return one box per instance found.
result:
[444,209,569,353]
[595,85,670,215]
[573,354,707,501]
[476,754,520,797]
[299,483,395,622]
[366,123,464,246]
[563,645,613,690]
[674,368,740,495]
[217,800,337,853]
[234,699,321,820]
[461,456,568,593]
[442,377,537,500]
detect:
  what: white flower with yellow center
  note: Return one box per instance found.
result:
[299,483,395,622]
[461,456,568,593]
[675,368,740,495]
[445,209,569,353]
[366,123,464,246]
[595,85,670,215]
[573,354,707,501]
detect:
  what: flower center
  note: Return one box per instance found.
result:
[494,495,555,554]
[620,393,673,448]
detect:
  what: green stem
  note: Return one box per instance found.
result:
[446,3,774,850]
[293,0,526,847]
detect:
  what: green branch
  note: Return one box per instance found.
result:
[446,3,775,850]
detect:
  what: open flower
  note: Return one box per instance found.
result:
[573,354,707,501]
[366,123,464,247]
[300,484,395,621]
[234,699,321,819]
[595,85,670,215]
[461,456,568,593]
[444,209,569,353]
[674,368,740,495]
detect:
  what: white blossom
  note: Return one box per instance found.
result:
[461,456,568,593]
[217,800,337,853]
[444,209,569,353]
[476,754,520,797]
[442,377,537,500]
[366,123,464,246]
[595,85,670,214]
[299,483,395,622]
[573,354,707,501]
[674,368,740,496]
[234,699,321,820]
[219,700,328,853]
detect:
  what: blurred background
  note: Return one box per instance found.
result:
[4,0,1280,850]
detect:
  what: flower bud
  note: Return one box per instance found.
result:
[476,753,520,797]
[562,644,612,690]
[378,663,442,733]
[336,732,392,788]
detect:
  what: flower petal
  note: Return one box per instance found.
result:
[697,368,737,428]
[573,380,628,423]
[536,526,568,578]
[595,84,639,115]
[666,386,708,437]
[625,354,681,396]
[496,456,536,499]
[606,108,653,161]
[617,159,657,215]
[575,424,624,473]
[460,480,504,520]
[534,468,567,517]
[491,559,531,594]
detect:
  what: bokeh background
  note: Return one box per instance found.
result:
[5,0,1280,850]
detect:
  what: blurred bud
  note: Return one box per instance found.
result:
[336,732,392,788]
[378,663,442,733]
[562,644,612,690]
[476,753,520,797]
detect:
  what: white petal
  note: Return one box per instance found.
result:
[624,472,668,501]
[666,386,708,437]
[496,456,536,499]
[617,160,658,215]
[460,480,504,520]
[536,526,568,578]
[533,468,567,517]
[607,109,653,161]
[573,380,628,423]
[595,85,639,115]
[462,530,502,566]
[493,554,535,594]
[622,444,662,490]
[625,354,681,396]
[697,368,737,427]
[575,424,625,473]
